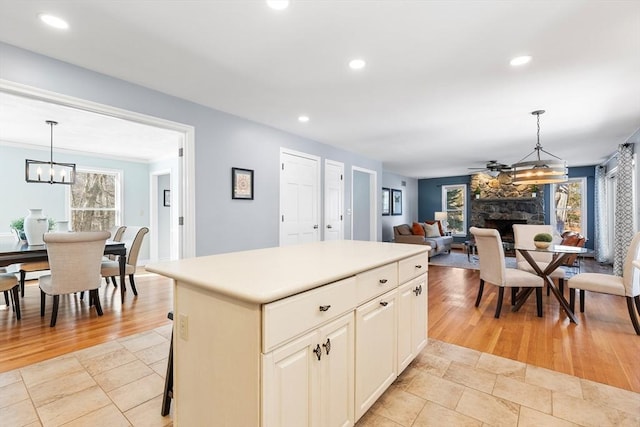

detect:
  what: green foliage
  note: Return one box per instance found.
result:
[10,217,56,231]
[530,184,539,192]
[533,232,553,242]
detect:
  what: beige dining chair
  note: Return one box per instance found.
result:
[40,231,110,327]
[104,225,127,285]
[568,231,640,335]
[0,268,21,320]
[101,226,149,296]
[470,227,545,318]
[513,224,566,293]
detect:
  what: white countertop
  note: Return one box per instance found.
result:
[146,240,429,304]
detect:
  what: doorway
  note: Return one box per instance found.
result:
[351,167,377,241]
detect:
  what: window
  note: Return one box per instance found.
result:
[442,184,467,236]
[69,168,122,231]
[551,178,586,237]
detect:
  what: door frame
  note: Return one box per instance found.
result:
[150,169,178,261]
[0,79,196,259]
[351,166,378,241]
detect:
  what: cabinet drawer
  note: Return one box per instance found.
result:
[263,277,357,353]
[398,253,428,283]
[356,263,398,304]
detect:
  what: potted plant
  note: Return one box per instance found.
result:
[530,184,539,198]
[533,232,552,249]
[473,186,481,199]
[10,217,56,242]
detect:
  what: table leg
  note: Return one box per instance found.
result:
[119,253,126,304]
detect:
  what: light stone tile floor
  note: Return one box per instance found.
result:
[1,327,639,427]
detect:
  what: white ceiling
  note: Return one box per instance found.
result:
[0,0,638,176]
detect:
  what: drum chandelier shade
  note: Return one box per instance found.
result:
[511,110,568,185]
[25,120,76,185]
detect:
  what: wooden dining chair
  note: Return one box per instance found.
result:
[40,231,110,327]
[568,231,640,335]
[0,268,21,320]
[470,227,545,318]
[101,226,149,296]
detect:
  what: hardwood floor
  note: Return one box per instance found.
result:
[2,262,638,395]
[0,270,173,373]
[429,264,640,393]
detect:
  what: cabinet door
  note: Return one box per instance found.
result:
[318,312,355,427]
[397,275,428,373]
[354,289,397,421]
[263,331,319,427]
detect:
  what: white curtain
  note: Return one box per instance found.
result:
[613,144,634,276]
[594,166,611,263]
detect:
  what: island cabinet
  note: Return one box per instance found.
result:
[146,241,428,427]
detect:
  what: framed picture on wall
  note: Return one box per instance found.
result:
[382,187,390,215]
[163,190,171,207]
[232,167,254,200]
[391,189,402,215]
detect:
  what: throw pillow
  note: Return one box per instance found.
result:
[424,222,441,238]
[396,224,412,235]
[425,220,444,236]
[412,222,425,236]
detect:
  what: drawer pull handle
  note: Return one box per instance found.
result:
[313,344,322,361]
[379,279,388,284]
[379,301,388,307]
[415,264,422,269]
[319,305,331,312]
[414,286,420,296]
[322,338,331,355]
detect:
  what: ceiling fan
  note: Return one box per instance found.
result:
[468,160,512,177]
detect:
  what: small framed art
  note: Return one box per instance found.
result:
[232,167,254,200]
[163,190,171,207]
[382,187,390,215]
[391,189,402,215]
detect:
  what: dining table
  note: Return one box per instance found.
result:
[0,238,128,304]
[512,244,589,324]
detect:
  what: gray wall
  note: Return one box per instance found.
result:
[0,42,383,255]
[381,171,418,242]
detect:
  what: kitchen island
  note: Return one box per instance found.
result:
[146,240,429,426]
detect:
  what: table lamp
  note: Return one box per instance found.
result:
[434,211,448,234]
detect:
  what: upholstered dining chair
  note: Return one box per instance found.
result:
[513,224,566,293]
[0,268,21,320]
[101,226,149,296]
[470,227,545,318]
[568,231,640,335]
[40,231,110,327]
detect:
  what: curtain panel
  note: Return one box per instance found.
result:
[613,144,635,276]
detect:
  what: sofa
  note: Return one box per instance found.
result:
[393,222,453,257]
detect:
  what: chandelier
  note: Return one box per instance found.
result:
[25,120,76,185]
[511,110,568,185]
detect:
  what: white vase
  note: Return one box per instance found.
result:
[55,220,69,232]
[24,209,48,246]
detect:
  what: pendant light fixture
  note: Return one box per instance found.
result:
[511,110,568,185]
[25,120,76,185]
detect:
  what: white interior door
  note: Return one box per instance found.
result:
[324,160,344,241]
[280,149,320,246]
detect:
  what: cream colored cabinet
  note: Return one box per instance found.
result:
[263,312,354,427]
[397,274,427,373]
[354,288,398,420]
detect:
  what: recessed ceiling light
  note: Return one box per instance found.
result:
[349,59,366,70]
[298,115,309,123]
[38,13,69,30]
[510,55,532,66]
[266,0,290,10]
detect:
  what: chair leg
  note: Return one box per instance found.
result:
[579,290,585,312]
[536,288,543,317]
[475,279,485,307]
[569,288,576,312]
[50,295,59,327]
[40,290,46,317]
[111,276,118,287]
[494,287,504,318]
[129,274,138,296]
[625,297,640,335]
[634,295,640,317]
[511,287,518,306]
[92,289,104,316]
[559,279,564,295]
[20,271,26,297]
[161,327,174,416]
[12,285,21,320]
[3,290,8,306]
